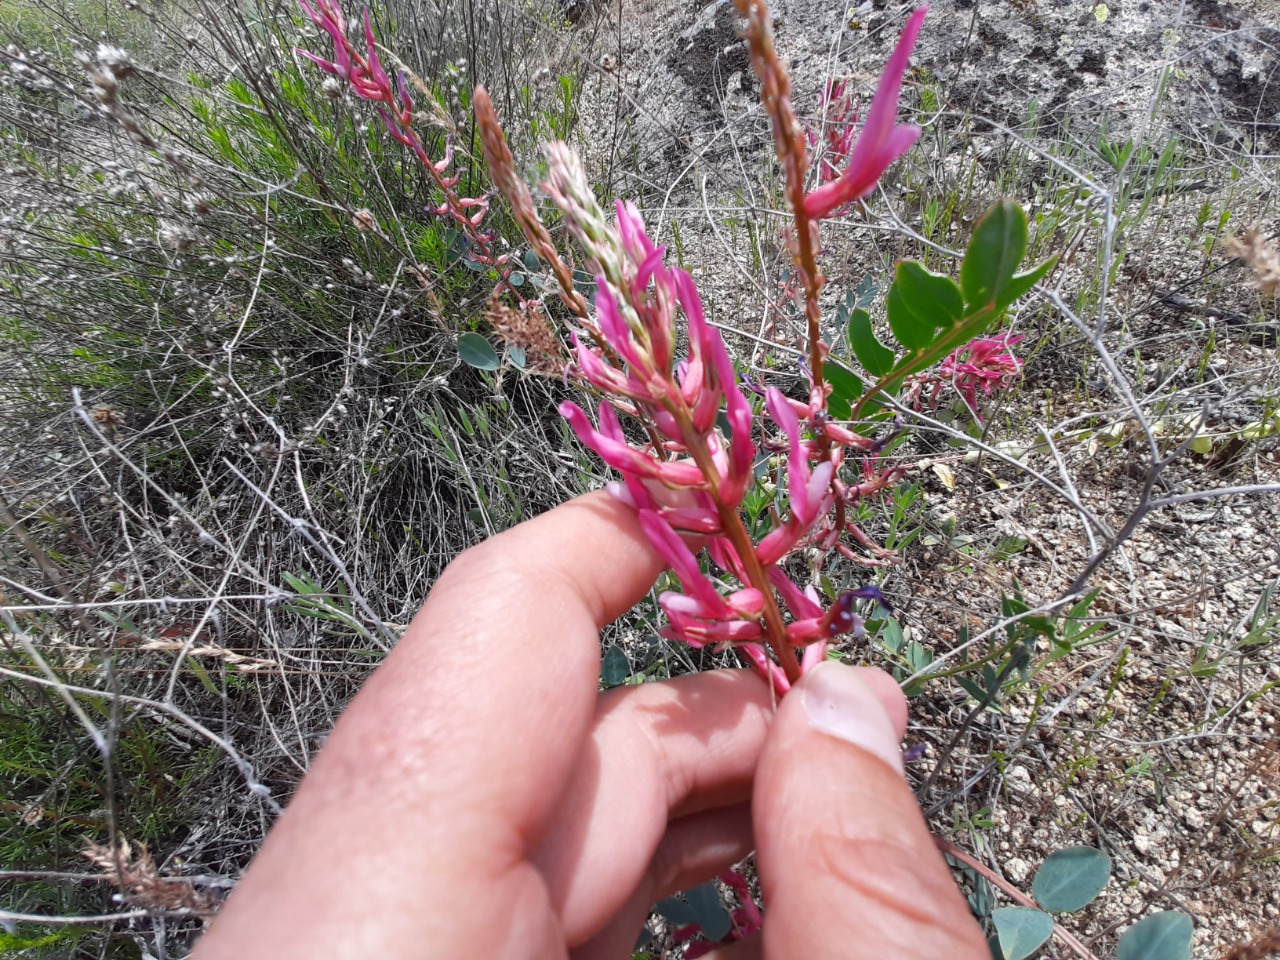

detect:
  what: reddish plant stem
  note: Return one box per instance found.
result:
[677,411,802,684]
[933,835,1100,960]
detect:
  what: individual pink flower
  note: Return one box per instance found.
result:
[903,333,1024,419]
[802,6,927,220]
[939,334,1024,415]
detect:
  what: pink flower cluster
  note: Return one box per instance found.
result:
[298,0,491,230]
[904,334,1025,419]
[805,79,860,186]
[560,201,890,694]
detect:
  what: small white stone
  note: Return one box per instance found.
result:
[1005,857,1031,883]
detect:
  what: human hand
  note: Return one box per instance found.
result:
[193,491,986,959]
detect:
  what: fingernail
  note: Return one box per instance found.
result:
[801,663,905,776]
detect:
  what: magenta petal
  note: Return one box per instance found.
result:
[572,334,631,395]
[858,7,927,157]
[299,50,343,76]
[635,246,666,292]
[593,283,643,369]
[879,123,922,164]
[757,522,800,567]
[801,640,828,673]
[660,592,721,619]
[560,401,658,480]
[615,199,656,260]
[726,588,765,617]
[802,6,926,219]
[737,644,790,695]
[770,567,823,620]
[605,480,641,509]
[659,507,722,534]
[638,510,729,615]
[798,460,835,525]
[362,11,391,89]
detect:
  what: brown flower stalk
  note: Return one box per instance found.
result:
[734,0,827,412]
[485,293,565,373]
[473,87,592,322]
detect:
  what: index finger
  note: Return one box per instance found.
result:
[194,491,666,959]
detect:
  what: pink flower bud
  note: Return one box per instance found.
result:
[756,521,801,567]
[801,640,828,673]
[802,7,927,220]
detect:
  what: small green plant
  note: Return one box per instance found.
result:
[985,847,1193,960]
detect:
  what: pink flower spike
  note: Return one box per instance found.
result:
[802,6,927,220]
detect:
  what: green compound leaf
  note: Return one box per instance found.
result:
[886,261,964,350]
[1032,846,1112,913]
[1116,912,1193,960]
[846,307,896,377]
[457,332,500,370]
[993,906,1053,960]
[847,200,1048,421]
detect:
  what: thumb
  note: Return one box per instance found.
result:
[754,662,988,959]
